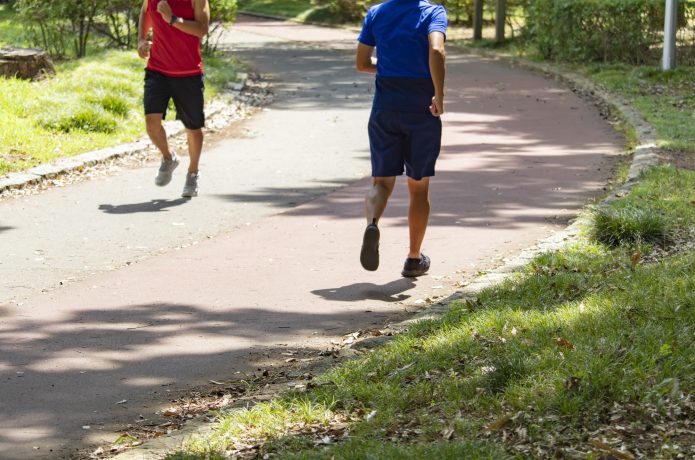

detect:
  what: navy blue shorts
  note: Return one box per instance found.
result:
[368,109,442,180]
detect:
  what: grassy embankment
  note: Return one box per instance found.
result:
[163,30,695,460]
[0,4,238,176]
[164,164,695,460]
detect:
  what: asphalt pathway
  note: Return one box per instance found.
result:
[0,15,622,458]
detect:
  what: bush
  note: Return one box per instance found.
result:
[311,0,370,23]
[524,0,666,64]
[204,0,238,56]
[16,0,106,57]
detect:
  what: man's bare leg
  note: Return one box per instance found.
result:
[407,177,430,259]
[365,176,396,224]
[185,128,203,174]
[145,114,172,159]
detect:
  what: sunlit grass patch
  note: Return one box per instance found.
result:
[590,166,695,247]
[583,64,695,154]
[237,0,314,19]
[0,50,237,175]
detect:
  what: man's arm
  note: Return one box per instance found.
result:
[356,43,376,74]
[157,0,210,38]
[137,0,151,59]
[428,31,446,116]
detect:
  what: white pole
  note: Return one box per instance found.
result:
[663,0,678,70]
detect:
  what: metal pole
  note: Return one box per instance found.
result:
[663,0,678,70]
[473,0,484,41]
[495,0,506,43]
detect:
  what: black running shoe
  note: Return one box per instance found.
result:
[360,222,380,271]
[401,253,430,277]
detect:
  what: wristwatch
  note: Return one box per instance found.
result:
[169,15,179,26]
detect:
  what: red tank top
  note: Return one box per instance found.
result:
[146,0,203,77]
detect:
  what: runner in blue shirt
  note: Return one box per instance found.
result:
[356,0,447,277]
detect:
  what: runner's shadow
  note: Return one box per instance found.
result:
[312,278,416,302]
[98,199,188,215]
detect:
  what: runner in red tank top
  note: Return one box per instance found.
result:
[137,0,210,198]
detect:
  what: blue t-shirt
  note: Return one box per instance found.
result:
[358,0,448,112]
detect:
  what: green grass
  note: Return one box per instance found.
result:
[169,166,695,458]
[237,0,315,19]
[581,65,695,154]
[0,50,238,175]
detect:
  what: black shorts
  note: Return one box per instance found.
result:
[144,69,205,130]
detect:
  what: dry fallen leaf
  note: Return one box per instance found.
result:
[589,439,635,460]
[555,337,575,350]
[485,414,512,431]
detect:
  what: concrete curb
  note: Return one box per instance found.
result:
[0,80,249,196]
[392,48,660,329]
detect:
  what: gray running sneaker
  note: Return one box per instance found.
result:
[155,152,179,186]
[182,172,199,198]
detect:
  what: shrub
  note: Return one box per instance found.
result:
[311,0,371,23]
[524,0,667,64]
[204,0,238,56]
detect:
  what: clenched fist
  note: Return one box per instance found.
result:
[157,1,173,23]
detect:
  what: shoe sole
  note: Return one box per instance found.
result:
[360,225,380,271]
[181,190,198,198]
[155,161,179,187]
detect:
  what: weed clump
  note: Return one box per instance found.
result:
[591,206,668,247]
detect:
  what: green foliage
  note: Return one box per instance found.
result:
[14,0,237,58]
[310,0,370,23]
[15,0,106,57]
[524,0,669,64]
[204,0,238,56]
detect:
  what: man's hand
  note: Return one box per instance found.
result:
[430,94,444,117]
[137,38,152,59]
[157,0,173,23]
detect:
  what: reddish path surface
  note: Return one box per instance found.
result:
[0,16,622,458]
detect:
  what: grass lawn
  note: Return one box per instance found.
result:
[237,0,316,19]
[0,51,238,175]
[164,165,695,459]
[581,65,695,155]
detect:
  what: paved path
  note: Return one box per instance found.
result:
[0,16,622,458]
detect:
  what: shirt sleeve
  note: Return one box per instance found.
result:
[357,8,376,47]
[428,6,448,40]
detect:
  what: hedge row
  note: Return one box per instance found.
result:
[524,0,694,64]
